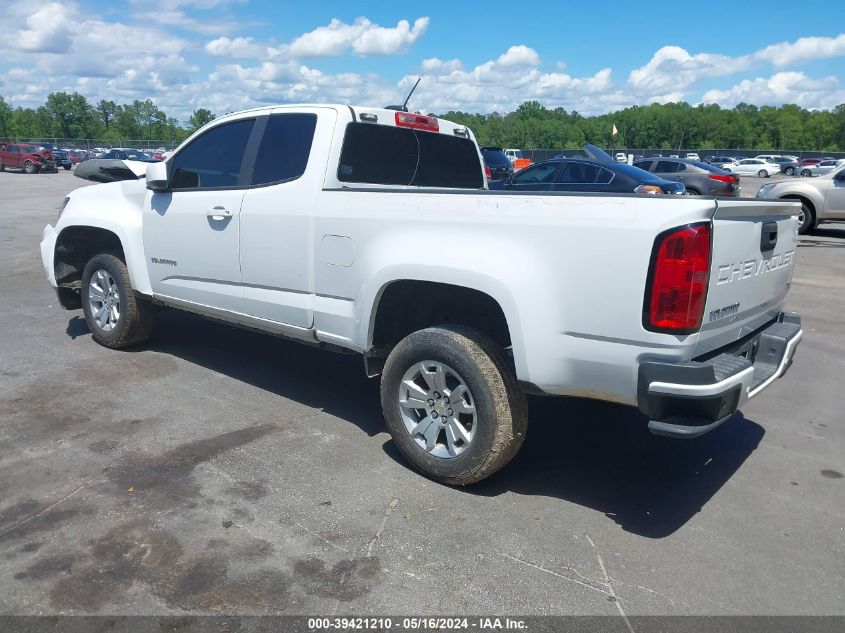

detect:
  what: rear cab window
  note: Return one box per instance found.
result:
[337,119,483,189]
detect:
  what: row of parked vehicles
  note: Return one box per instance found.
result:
[0,143,171,173]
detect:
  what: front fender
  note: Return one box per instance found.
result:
[55,180,152,295]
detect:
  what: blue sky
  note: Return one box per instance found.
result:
[2,0,844,122]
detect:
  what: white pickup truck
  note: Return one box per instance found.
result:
[41,104,803,485]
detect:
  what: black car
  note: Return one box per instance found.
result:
[39,144,72,170]
[98,149,159,162]
[704,155,740,166]
[633,157,740,196]
[479,146,513,182]
[492,157,685,195]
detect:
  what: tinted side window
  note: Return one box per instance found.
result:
[9,145,20,154]
[633,160,653,171]
[655,161,680,173]
[171,118,255,190]
[338,123,483,188]
[252,113,317,186]
[514,163,558,184]
[557,162,606,184]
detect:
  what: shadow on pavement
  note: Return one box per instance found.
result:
[68,309,764,539]
[464,396,764,538]
[799,225,845,247]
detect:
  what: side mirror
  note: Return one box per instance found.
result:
[146,161,169,191]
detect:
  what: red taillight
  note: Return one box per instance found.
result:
[484,165,491,179]
[645,223,711,334]
[708,174,735,183]
[394,111,439,132]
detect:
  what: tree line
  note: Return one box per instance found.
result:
[439,100,845,151]
[2,91,845,151]
[0,92,215,144]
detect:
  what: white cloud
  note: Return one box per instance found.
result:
[702,72,845,109]
[289,16,429,57]
[15,3,74,53]
[628,46,750,92]
[754,34,845,66]
[205,36,272,59]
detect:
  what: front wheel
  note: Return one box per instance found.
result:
[81,253,154,348]
[758,169,769,178]
[380,326,528,485]
[800,169,812,177]
[785,167,796,176]
[796,202,815,235]
[24,160,37,174]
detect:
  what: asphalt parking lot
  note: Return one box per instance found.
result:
[0,168,842,617]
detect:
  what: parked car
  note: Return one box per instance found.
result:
[799,157,824,166]
[41,103,802,484]
[495,156,686,195]
[479,146,514,182]
[685,152,700,161]
[98,148,159,162]
[39,143,72,170]
[0,143,57,173]
[503,148,523,164]
[719,158,780,177]
[704,155,739,166]
[798,159,842,177]
[753,155,800,175]
[614,152,628,163]
[757,164,845,233]
[633,157,740,196]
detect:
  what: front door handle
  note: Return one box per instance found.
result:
[207,206,232,221]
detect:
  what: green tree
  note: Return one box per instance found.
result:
[188,108,215,131]
[43,91,95,138]
[0,96,12,140]
[97,100,118,130]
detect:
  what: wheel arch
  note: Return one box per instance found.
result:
[54,220,151,305]
[364,275,525,380]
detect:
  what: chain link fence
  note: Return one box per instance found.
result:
[522,148,845,162]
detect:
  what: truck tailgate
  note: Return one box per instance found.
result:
[694,199,800,356]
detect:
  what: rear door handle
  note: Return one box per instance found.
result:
[207,206,232,221]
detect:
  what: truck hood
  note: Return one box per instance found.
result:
[74,159,151,183]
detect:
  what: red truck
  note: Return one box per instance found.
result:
[0,143,57,173]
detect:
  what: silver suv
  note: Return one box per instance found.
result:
[757,165,845,233]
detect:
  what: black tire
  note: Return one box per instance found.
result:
[800,169,812,177]
[794,201,815,235]
[757,169,768,178]
[785,167,796,176]
[380,326,528,485]
[81,253,154,349]
[24,160,37,174]
[685,188,700,195]
[0,162,4,172]
[63,164,71,170]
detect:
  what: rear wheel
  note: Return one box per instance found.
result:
[24,160,37,174]
[381,326,527,485]
[685,187,700,195]
[0,162,4,172]
[757,169,768,178]
[81,253,154,349]
[800,169,812,177]
[63,164,71,170]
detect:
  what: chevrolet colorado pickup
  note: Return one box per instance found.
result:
[40,104,803,484]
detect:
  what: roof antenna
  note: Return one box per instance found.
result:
[386,77,421,112]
